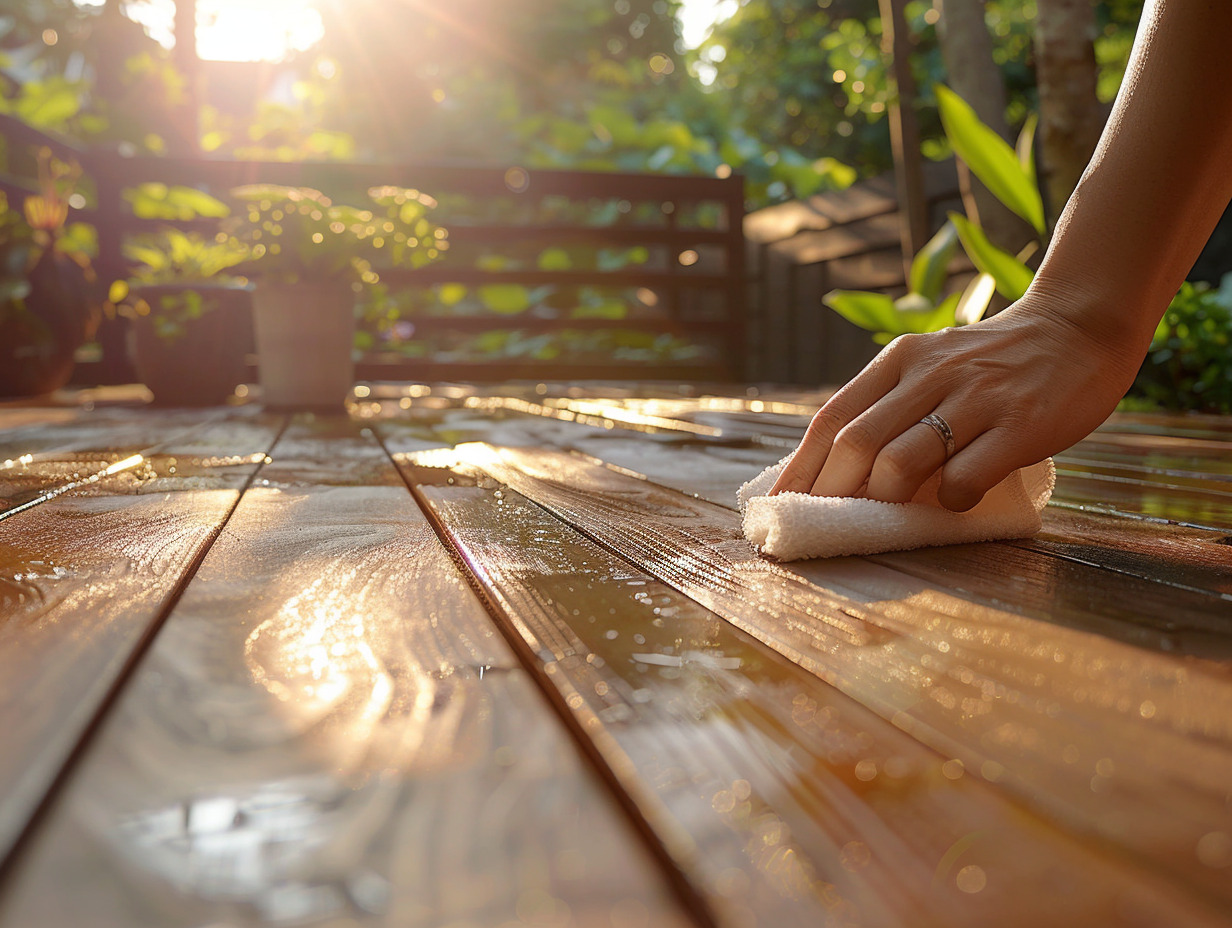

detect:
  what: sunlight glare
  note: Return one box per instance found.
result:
[197,0,325,62]
[677,0,737,49]
[81,0,325,62]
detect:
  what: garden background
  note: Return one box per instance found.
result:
[2,0,1230,408]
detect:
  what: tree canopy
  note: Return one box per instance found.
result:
[1,0,1146,207]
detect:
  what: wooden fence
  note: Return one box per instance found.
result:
[1,113,747,385]
[744,160,970,385]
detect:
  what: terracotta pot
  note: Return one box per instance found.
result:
[252,281,355,411]
[130,287,252,407]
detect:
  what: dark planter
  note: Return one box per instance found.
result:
[130,286,253,407]
[0,249,101,397]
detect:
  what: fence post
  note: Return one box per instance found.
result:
[90,147,134,384]
[725,174,747,380]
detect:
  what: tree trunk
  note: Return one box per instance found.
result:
[172,0,201,154]
[935,0,1008,137]
[878,0,929,275]
[934,0,1033,253]
[1034,0,1104,227]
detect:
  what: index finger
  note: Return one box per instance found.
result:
[769,353,899,495]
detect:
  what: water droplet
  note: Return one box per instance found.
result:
[956,864,987,893]
[840,841,871,871]
[1197,831,1232,868]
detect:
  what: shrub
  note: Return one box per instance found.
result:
[1130,276,1232,414]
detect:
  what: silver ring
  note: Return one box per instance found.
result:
[920,413,956,458]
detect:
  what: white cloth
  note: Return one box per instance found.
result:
[738,457,1055,561]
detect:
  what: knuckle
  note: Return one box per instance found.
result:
[805,407,845,443]
[885,332,923,359]
[833,416,881,459]
[868,443,932,501]
[878,443,925,484]
[939,464,989,511]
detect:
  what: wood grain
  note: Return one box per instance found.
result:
[0,410,282,868]
[0,420,691,928]
[442,443,1232,921]
[394,443,1231,928]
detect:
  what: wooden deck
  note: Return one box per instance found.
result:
[0,383,1230,928]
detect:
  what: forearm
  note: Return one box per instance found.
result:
[1026,0,1232,356]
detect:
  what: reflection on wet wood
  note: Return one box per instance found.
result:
[867,540,1232,658]
[0,422,690,928]
[1,410,282,519]
[1057,415,1232,531]
[0,407,81,435]
[4,392,1232,928]
[444,444,1232,922]
[1027,508,1232,601]
[400,455,1223,927]
[0,411,282,868]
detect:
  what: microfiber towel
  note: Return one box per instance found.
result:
[738,457,1055,560]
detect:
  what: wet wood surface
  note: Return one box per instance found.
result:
[0,419,689,928]
[0,408,281,866]
[0,385,1230,928]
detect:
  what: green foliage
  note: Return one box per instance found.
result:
[125,184,231,221]
[0,160,103,379]
[819,87,1044,343]
[0,76,85,131]
[948,212,1033,300]
[1131,278,1232,414]
[936,84,1044,235]
[823,221,986,344]
[908,219,960,300]
[824,288,960,345]
[694,0,894,190]
[223,184,443,286]
[122,230,247,286]
[126,288,213,344]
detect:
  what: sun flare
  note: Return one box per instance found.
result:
[196,0,325,62]
[90,0,325,62]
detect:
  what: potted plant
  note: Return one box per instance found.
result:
[0,154,104,397]
[113,227,252,406]
[224,183,443,410]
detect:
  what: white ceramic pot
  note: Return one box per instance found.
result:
[252,280,355,411]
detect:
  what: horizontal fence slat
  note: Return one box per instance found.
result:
[95,153,744,210]
[375,267,732,289]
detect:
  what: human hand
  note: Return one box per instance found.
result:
[769,296,1147,511]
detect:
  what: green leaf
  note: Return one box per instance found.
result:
[537,247,572,271]
[895,292,962,334]
[17,79,82,130]
[438,283,467,306]
[823,289,903,335]
[949,212,1034,301]
[936,85,1045,235]
[126,183,229,220]
[479,284,531,314]
[571,300,626,320]
[908,221,959,303]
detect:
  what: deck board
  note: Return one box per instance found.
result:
[396,450,1225,928]
[0,410,281,868]
[4,391,1232,928]
[437,443,1232,922]
[0,420,692,928]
